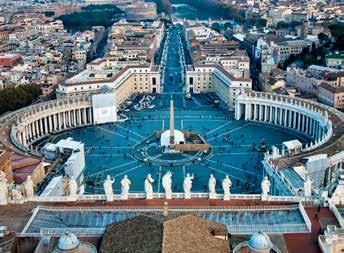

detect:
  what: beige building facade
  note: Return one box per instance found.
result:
[186,64,252,107]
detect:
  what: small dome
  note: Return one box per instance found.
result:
[57,231,80,251]
[248,231,272,251]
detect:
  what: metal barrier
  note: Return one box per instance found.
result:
[24,192,302,203]
[330,204,344,228]
[298,202,312,232]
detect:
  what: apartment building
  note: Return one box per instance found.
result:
[108,20,164,63]
[185,64,252,108]
[318,82,344,110]
[57,61,161,107]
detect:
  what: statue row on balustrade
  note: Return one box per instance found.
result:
[0,171,35,205]
[0,169,313,205]
[100,171,295,201]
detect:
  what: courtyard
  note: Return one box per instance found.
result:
[53,92,311,194]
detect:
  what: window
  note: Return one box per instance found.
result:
[189,77,193,85]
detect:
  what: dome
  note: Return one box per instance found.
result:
[57,231,80,251]
[160,130,185,147]
[248,231,272,251]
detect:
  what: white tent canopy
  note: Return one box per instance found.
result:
[92,93,117,125]
[160,130,185,148]
[282,139,302,155]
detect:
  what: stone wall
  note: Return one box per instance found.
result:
[0,150,13,183]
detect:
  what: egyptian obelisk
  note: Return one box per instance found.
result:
[169,96,175,146]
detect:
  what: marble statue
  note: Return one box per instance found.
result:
[183,173,194,199]
[103,175,114,202]
[304,176,312,197]
[261,176,271,201]
[144,174,155,200]
[222,175,232,200]
[121,175,131,200]
[24,175,34,198]
[162,171,172,200]
[208,174,217,199]
[11,186,24,203]
[68,176,78,196]
[0,171,8,205]
[271,146,280,159]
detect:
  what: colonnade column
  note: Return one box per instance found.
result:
[297,113,301,131]
[83,108,87,125]
[283,109,287,127]
[35,120,39,137]
[88,107,91,124]
[24,126,28,144]
[39,119,43,136]
[22,129,27,145]
[78,109,82,125]
[73,110,77,126]
[313,119,317,138]
[302,114,306,133]
[288,111,292,128]
[44,117,48,135]
[68,111,71,127]
[269,106,273,123]
[264,105,268,122]
[48,115,52,133]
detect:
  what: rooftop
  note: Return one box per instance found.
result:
[100,215,163,253]
[61,64,150,87]
[163,215,229,253]
[319,82,344,93]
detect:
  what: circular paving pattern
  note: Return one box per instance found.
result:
[51,93,311,195]
[132,133,212,167]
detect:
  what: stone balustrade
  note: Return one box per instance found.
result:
[22,192,301,204]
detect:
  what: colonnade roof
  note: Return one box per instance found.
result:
[239,91,344,168]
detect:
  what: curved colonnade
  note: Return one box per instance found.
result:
[0,91,342,165]
[6,97,93,154]
[235,91,342,159]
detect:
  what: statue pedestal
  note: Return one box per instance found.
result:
[146,193,153,200]
[9,198,24,204]
[106,194,114,202]
[184,192,191,199]
[165,192,172,200]
[261,194,269,201]
[223,194,230,201]
[0,199,8,205]
[121,193,129,200]
[209,193,217,199]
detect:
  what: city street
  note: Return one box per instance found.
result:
[161,25,187,93]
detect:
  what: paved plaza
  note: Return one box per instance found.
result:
[52,92,310,194]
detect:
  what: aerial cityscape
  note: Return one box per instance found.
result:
[0,0,343,252]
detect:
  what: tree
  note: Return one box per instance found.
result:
[329,24,344,51]
[0,84,41,115]
[318,32,329,42]
[57,4,123,32]
[44,11,55,17]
